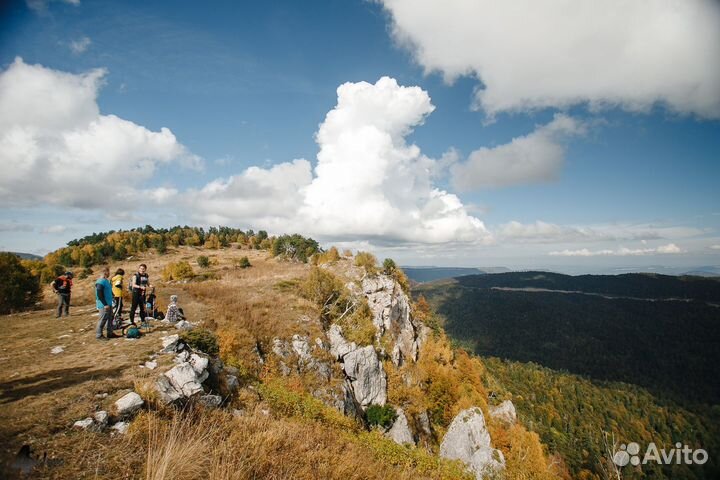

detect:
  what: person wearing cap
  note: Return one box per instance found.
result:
[52,271,74,318]
[165,295,186,323]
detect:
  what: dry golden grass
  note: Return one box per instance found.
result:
[1,246,565,479]
[144,412,217,480]
[136,404,469,480]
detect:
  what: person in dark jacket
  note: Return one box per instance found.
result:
[95,267,117,340]
[53,271,73,318]
[129,264,150,326]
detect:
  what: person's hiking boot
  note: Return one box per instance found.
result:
[96,336,108,341]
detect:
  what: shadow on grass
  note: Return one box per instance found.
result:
[0,366,125,403]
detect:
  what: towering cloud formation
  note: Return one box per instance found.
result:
[192,77,491,244]
[300,77,488,243]
[0,58,199,208]
[380,0,720,118]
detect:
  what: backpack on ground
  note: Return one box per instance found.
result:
[126,326,141,339]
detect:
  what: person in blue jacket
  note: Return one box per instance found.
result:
[95,266,118,340]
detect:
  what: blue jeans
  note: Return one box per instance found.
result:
[96,307,112,338]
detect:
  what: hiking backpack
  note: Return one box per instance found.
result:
[126,326,141,339]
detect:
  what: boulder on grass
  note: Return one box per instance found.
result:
[114,392,144,418]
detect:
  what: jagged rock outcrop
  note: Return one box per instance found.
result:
[416,410,433,441]
[171,363,205,394]
[272,335,332,381]
[327,325,387,408]
[362,275,424,366]
[328,324,356,359]
[440,408,505,480]
[489,400,517,425]
[161,334,183,353]
[156,375,184,404]
[343,345,387,407]
[385,408,414,445]
[155,340,212,403]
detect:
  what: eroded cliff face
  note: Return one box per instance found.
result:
[362,274,427,367]
[270,272,425,430]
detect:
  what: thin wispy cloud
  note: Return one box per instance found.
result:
[69,36,91,54]
[0,223,34,232]
[498,221,704,244]
[549,243,684,257]
[40,225,68,234]
[26,0,79,13]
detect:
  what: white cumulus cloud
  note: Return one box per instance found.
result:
[0,58,201,209]
[380,0,720,119]
[186,159,313,228]
[189,77,491,244]
[451,114,585,190]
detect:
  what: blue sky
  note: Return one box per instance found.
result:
[1,0,719,273]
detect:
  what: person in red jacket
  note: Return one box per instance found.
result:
[52,271,73,318]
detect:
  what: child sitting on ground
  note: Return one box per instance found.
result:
[165,295,186,323]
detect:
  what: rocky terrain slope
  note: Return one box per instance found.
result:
[1,247,564,479]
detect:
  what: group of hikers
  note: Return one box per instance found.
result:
[52,263,186,340]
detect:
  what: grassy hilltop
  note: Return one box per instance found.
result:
[0,228,565,479]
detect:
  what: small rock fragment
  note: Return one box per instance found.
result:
[73,418,94,429]
[198,394,222,408]
[110,421,129,435]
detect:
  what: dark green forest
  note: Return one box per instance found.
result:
[446,270,720,302]
[482,357,719,480]
[414,271,720,479]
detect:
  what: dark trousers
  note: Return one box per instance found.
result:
[112,296,123,320]
[129,292,146,324]
[56,293,70,317]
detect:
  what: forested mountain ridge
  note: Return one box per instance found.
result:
[414,271,720,479]
[447,271,720,302]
